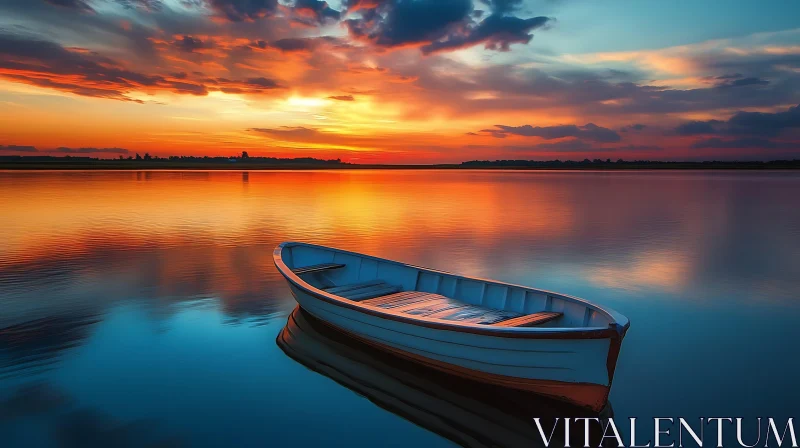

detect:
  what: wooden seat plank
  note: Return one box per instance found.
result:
[324,280,387,294]
[458,310,524,325]
[357,289,563,327]
[341,285,401,301]
[334,283,396,299]
[360,291,423,305]
[292,263,345,275]
[391,299,445,312]
[435,306,521,324]
[363,292,489,317]
[422,304,473,318]
[404,299,471,317]
[374,293,448,312]
[362,292,437,309]
[491,312,563,327]
[437,306,499,322]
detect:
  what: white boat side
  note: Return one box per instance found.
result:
[277,307,613,448]
[273,241,630,411]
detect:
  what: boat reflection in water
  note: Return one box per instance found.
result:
[277,307,612,448]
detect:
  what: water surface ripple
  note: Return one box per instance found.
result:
[1,170,799,447]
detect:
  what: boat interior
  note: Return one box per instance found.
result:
[281,243,615,329]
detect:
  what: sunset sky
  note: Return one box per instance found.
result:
[0,0,799,163]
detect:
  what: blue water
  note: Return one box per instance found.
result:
[1,170,799,447]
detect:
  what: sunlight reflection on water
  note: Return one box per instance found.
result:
[1,170,799,446]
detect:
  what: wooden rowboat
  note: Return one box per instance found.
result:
[277,307,612,448]
[273,242,630,411]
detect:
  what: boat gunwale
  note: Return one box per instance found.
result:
[273,242,630,340]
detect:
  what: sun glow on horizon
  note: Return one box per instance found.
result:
[0,2,798,162]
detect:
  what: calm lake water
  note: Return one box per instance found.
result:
[1,170,799,447]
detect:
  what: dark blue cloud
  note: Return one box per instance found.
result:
[484,123,621,142]
[471,141,663,152]
[673,104,800,138]
[421,14,549,54]
[620,123,647,132]
[43,0,164,12]
[175,36,208,53]
[726,104,800,136]
[485,0,524,14]
[346,0,473,48]
[262,37,343,52]
[715,76,769,89]
[715,73,743,80]
[344,0,550,54]
[208,0,279,22]
[0,145,38,152]
[267,38,309,52]
[43,0,92,11]
[673,120,723,135]
[690,138,790,150]
[115,0,163,10]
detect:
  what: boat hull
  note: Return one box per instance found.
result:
[286,283,621,411]
[278,307,613,448]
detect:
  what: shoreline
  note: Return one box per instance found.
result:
[2,161,800,171]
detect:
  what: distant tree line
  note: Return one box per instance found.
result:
[460,159,800,169]
[0,151,347,167]
[2,154,799,169]
[102,150,346,165]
